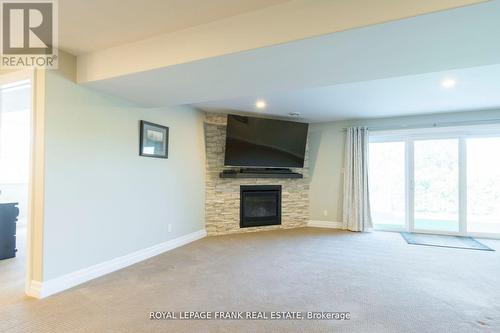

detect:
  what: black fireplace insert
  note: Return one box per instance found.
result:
[240,185,281,228]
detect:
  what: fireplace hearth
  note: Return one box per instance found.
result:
[240,185,281,228]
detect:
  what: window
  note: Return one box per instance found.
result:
[368,141,406,230]
[0,83,31,184]
[466,137,500,234]
[369,126,500,237]
[413,139,459,232]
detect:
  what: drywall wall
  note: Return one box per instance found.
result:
[42,69,205,280]
[77,0,484,83]
[308,109,500,223]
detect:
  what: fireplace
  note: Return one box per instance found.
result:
[240,185,281,228]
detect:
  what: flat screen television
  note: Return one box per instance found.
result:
[224,114,309,168]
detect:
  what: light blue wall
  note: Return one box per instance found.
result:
[42,70,206,280]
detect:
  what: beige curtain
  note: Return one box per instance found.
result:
[342,126,372,232]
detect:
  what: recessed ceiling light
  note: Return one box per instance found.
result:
[255,100,266,109]
[441,79,456,88]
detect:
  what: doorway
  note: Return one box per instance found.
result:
[413,138,459,233]
[0,76,32,304]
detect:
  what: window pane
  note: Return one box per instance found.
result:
[467,137,500,234]
[369,141,406,229]
[414,139,459,232]
[0,85,31,183]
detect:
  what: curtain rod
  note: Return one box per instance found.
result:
[342,118,500,132]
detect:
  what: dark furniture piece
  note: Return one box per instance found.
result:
[220,168,303,179]
[0,202,19,260]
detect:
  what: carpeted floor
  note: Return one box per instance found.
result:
[0,226,27,309]
[0,228,499,333]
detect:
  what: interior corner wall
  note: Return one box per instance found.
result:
[42,70,205,281]
[308,109,500,223]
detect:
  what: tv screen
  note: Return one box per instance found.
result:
[224,114,309,168]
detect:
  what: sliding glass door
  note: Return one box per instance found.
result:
[369,141,406,231]
[413,139,459,233]
[466,137,500,234]
[369,128,500,238]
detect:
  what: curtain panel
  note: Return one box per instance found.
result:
[343,126,372,232]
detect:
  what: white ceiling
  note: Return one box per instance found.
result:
[81,1,500,122]
[59,0,289,55]
[75,0,483,82]
[194,64,500,122]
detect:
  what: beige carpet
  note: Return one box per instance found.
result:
[0,228,499,333]
[0,226,28,308]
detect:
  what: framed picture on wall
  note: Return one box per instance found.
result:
[139,120,169,158]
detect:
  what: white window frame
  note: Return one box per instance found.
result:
[369,124,500,239]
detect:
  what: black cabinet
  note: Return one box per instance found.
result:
[0,203,19,260]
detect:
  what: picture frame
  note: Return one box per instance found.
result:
[139,120,169,158]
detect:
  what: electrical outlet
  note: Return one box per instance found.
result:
[167,224,172,233]
[323,210,328,216]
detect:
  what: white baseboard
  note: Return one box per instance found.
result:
[26,280,43,298]
[308,220,344,229]
[28,229,207,299]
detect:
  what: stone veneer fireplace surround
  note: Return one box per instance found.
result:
[204,113,309,236]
